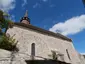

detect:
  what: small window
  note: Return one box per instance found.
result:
[66,49,71,60]
[31,43,35,60]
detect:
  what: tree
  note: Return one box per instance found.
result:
[0,10,18,51]
[0,10,14,33]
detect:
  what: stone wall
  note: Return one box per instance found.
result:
[78,54,85,64]
[0,25,80,64]
[0,49,11,64]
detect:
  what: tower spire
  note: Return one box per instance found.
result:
[24,10,28,17]
[20,10,30,25]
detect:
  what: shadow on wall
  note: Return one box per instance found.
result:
[25,60,71,64]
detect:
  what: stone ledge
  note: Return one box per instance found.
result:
[0,49,11,58]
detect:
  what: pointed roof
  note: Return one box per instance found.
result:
[24,10,28,17]
[20,10,30,24]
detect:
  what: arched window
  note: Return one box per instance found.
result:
[31,43,35,60]
[66,49,71,60]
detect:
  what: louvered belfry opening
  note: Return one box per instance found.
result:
[20,10,30,25]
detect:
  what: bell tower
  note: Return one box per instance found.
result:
[20,10,30,25]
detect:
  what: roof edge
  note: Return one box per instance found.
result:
[13,23,72,42]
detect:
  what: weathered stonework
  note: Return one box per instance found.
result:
[78,54,85,64]
[0,49,11,64]
[0,24,83,64]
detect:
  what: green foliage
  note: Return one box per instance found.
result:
[0,10,14,30]
[0,10,17,51]
[0,34,18,51]
[48,50,57,60]
[0,10,5,23]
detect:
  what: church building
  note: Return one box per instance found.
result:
[0,11,84,64]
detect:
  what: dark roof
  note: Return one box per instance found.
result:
[14,23,72,42]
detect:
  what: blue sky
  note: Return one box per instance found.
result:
[0,0,85,53]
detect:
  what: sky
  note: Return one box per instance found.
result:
[0,0,85,54]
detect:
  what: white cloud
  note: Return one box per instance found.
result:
[49,15,85,36]
[0,0,16,12]
[22,0,27,7]
[80,53,85,55]
[33,3,40,8]
[42,0,48,2]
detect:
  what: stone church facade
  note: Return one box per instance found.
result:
[0,11,84,64]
